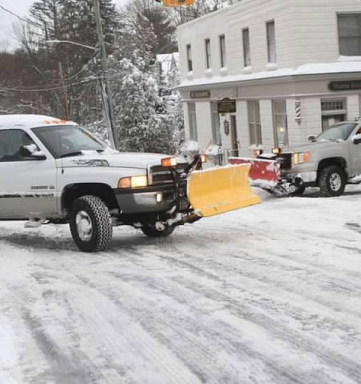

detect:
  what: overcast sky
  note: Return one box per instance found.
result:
[0,0,127,50]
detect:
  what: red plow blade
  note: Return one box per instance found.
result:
[229,157,280,189]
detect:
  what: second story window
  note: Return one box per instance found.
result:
[186,44,192,72]
[205,39,211,69]
[266,21,277,63]
[338,14,361,56]
[242,28,251,67]
[219,35,226,68]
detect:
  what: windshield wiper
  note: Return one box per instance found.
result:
[60,151,83,158]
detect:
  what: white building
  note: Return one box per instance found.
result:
[177,0,361,158]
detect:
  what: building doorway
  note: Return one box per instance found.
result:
[273,100,289,148]
[230,115,239,157]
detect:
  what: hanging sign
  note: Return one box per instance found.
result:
[329,80,361,92]
[190,90,211,99]
[218,98,236,114]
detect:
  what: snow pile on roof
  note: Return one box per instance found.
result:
[179,58,361,88]
[0,114,76,129]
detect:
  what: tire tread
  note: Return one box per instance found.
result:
[318,165,346,197]
[70,195,112,252]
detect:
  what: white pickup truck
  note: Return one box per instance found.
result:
[0,115,259,252]
[0,115,204,252]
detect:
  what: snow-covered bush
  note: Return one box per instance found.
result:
[180,140,199,162]
[205,144,223,165]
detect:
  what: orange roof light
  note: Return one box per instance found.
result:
[158,0,195,7]
[161,157,177,168]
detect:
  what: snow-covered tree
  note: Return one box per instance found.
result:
[109,58,176,154]
[155,53,184,152]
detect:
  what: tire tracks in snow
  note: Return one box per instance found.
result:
[72,270,308,384]
[133,246,361,384]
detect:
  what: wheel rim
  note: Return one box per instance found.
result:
[76,211,93,241]
[329,173,342,191]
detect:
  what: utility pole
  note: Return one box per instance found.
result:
[58,62,70,120]
[93,0,117,149]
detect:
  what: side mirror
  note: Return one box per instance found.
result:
[308,135,316,143]
[20,145,47,160]
[352,134,361,145]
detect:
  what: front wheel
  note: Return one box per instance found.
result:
[318,166,346,197]
[70,195,113,252]
[141,223,175,238]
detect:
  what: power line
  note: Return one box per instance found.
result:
[60,50,100,82]
[1,72,121,93]
[0,5,27,22]
[0,5,39,29]
[2,76,98,93]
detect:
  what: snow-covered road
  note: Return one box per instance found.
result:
[1,187,361,384]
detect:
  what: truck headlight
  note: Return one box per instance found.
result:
[294,152,310,165]
[118,175,148,189]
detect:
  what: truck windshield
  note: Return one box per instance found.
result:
[32,125,107,159]
[316,123,357,142]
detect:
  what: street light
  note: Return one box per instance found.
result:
[44,39,116,149]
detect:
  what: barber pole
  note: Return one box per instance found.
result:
[295,100,302,124]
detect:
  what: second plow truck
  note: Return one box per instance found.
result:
[0,115,260,252]
[230,120,361,197]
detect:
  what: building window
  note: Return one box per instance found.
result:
[321,99,347,130]
[242,28,251,67]
[338,14,361,56]
[205,39,211,69]
[266,21,277,63]
[273,100,288,147]
[211,103,222,145]
[186,44,192,72]
[188,102,198,140]
[248,101,262,146]
[219,35,226,68]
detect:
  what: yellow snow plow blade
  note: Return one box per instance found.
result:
[188,164,261,217]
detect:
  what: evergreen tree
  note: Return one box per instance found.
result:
[110,58,176,154]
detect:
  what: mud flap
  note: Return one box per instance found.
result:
[229,157,280,189]
[187,164,261,217]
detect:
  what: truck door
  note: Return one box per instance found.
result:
[0,129,57,219]
[348,126,361,177]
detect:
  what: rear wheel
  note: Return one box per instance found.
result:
[70,195,113,252]
[141,223,175,238]
[318,165,346,197]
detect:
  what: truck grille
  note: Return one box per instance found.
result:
[149,164,188,185]
[277,153,292,170]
